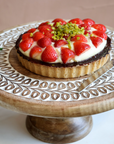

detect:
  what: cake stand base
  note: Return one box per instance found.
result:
[26,115,93,143]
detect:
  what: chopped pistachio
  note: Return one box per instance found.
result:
[77,37,80,40]
[50,21,87,49]
[86,33,89,37]
[30,33,33,37]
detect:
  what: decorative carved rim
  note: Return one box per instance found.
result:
[0,22,114,117]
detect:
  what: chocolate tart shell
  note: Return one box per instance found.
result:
[16,33,111,78]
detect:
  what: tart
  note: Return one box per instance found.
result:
[15,18,111,78]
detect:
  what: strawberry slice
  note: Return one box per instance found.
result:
[41,45,58,62]
[61,48,75,64]
[19,38,33,52]
[39,21,50,27]
[22,33,31,40]
[92,24,106,32]
[54,40,68,47]
[33,32,44,41]
[68,18,82,25]
[93,31,107,40]
[84,30,91,35]
[90,36,103,48]
[38,25,52,34]
[74,41,91,56]
[30,46,42,58]
[71,34,87,42]
[82,18,95,26]
[52,18,66,26]
[44,31,54,39]
[27,28,36,33]
[79,24,90,30]
[37,36,51,48]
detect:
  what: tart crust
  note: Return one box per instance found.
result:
[17,52,109,78]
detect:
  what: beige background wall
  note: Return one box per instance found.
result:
[0,0,114,31]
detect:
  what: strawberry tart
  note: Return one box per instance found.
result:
[15,18,111,78]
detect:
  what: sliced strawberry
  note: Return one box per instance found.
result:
[30,46,42,58]
[19,38,33,52]
[22,33,31,40]
[74,41,91,56]
[27,28,36,33]
[38,25,52,34]
[92,24,106,32]
[33,32,44,41]
[52,18,66,26]
[79,24,90,30]
[54,40,68,47]
[68,18,82,25]
[41,45,58,62]
[84,30,91,35]
[61,48,75,64]
[44,31,53,39]
[82,18,95,26]
[92,31,107,40]
[63,34,69,40]
[71,34,87,42]
[39,21,50,27]
[37,36,51,48]
[90,36,103,48]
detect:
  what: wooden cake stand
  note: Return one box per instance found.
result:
[0,22,114,143]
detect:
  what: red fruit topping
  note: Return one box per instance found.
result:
[19,38,33,52]
[54,40,68,47]
[30,46,42,58]
[52,18,66,26]
[92,24,106,32]
[82,18,95,26]
[90,36,103,48]
[44,31,53,39]
[22,33,31,40]
[71,34,87,42]
[68,18,83,25]
[93,31,107,40]
[37,36,51,48]
[84,30,91,35]
[79,24,91,30]
[41,45,58,62]
[63,34,69,40]
[61,48,75,64]
[39,21,50,27]
[33,32,44,41]
[38,25,52,34]
[74,42,91,56]
[27,28,36,33]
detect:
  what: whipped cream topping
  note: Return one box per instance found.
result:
[19,22,107,64]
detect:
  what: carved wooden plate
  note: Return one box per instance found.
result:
[0,22,114,117]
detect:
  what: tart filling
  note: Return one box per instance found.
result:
[16,36,111,67]
[15,18,111,78]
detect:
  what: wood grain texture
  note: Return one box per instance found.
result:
[26,116,92,143]
[0,24,114,118]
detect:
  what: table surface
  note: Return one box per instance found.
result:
[0,106,114,144]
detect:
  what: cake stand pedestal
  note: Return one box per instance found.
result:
[0,23,114,143]
[26,116,92,143]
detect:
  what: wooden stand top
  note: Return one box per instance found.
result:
[0,22,114,117]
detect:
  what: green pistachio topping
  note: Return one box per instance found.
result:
[77,37,80,40]
[51,22,85,48]
[30,33,33,37]
[90,34,94,37]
